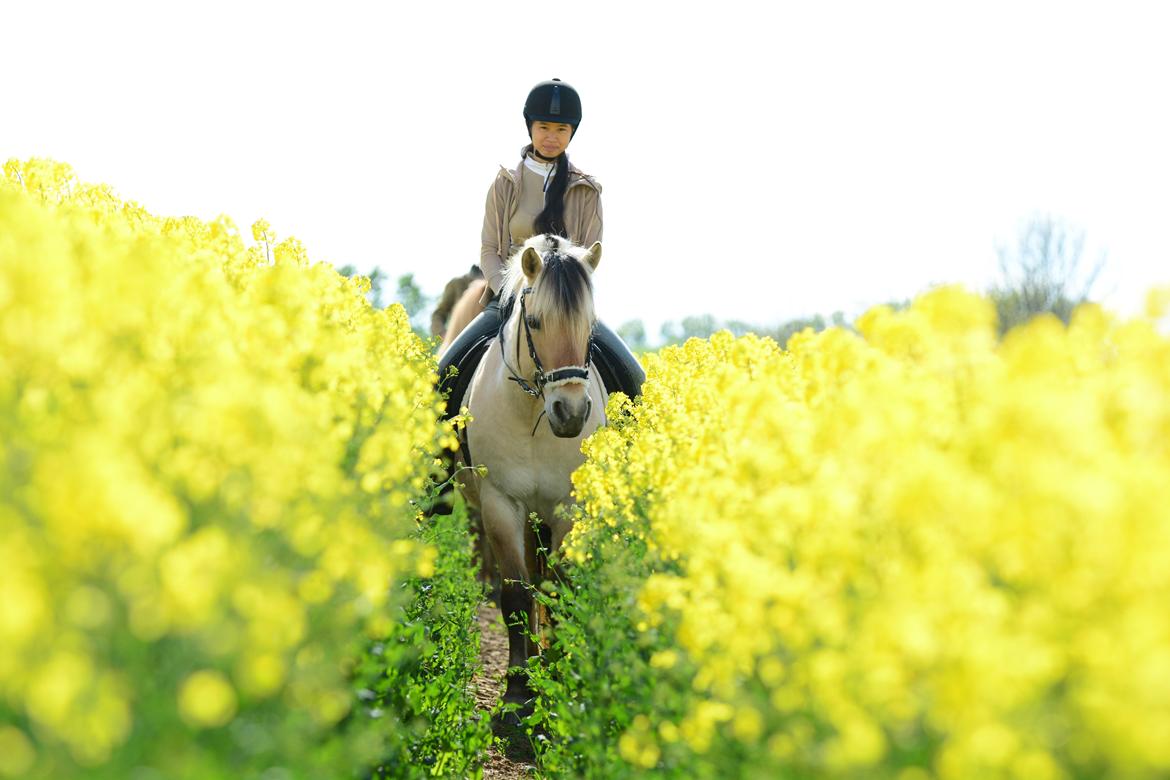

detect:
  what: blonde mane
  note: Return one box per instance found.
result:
[500,234,596,352]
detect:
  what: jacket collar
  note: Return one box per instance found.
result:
[499,145,600,193]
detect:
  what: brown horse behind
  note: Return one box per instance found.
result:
[439,279,487,356]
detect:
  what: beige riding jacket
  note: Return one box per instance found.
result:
[479,146,603,305]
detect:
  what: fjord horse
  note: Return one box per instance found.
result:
[458,233,606,706]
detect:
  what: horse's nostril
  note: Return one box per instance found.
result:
[552,399,565,420]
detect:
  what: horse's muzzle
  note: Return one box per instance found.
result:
[547,393,592,438]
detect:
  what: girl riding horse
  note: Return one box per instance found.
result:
[435,79,645,707]
[438,78,643,422]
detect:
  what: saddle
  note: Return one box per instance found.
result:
[440,327,494,471]
[439,324,636,468]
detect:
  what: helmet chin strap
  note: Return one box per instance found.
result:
[530,146,560,162]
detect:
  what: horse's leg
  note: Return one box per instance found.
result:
[480,483,533,704]
[472,506,500,602]
[547,512,576,584]
[525,520,554,648]
[527,511,575,645]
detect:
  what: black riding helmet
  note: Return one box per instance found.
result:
[523,78,582,138]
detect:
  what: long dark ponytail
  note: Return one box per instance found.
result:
[529,143,571,238]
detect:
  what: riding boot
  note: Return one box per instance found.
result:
[590,320,646,401]
[423,297,504,517]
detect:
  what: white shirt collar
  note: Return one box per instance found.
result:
[523,154,555,176]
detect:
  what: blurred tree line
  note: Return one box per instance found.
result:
[336,265,433,340]
[619,214,1104,350]
[341,213,1103,351]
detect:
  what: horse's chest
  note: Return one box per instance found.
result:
[482,436,584,502]
[467,419,587,501]
[464,357,606,512]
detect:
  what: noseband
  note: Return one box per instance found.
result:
[500,285,594,435]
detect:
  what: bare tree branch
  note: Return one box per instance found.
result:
[991,214,1105,335]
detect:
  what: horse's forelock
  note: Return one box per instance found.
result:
[529,250,595,353]
[535,252,593,313]
[501,234,594,305]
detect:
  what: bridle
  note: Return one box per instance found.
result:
[499,285,594,435]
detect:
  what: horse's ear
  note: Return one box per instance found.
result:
[521,246,543,279]
[581,241,602,272]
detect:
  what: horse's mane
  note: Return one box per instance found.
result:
[500,234,596,352]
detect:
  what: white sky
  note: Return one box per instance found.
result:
[4,1,1168,338]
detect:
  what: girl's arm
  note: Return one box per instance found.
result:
[570,181,603,249]
[580,186,603,247]
[480,176,508,295]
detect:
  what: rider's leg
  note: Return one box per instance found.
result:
[590,320,646,401]
[438,296,503,420]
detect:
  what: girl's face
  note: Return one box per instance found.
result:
[531,121,573,158]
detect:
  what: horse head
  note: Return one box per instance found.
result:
[502,234,601,438]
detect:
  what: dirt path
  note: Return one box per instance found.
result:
[474,603,536,779]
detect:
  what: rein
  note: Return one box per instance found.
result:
[499,286,593,436]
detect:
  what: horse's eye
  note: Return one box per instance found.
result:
[525,315,542,330]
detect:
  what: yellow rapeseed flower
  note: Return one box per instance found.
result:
[1,158,448,774]
[568,285,1170,776]
[0,727,36,778]
[178,670,238,729]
